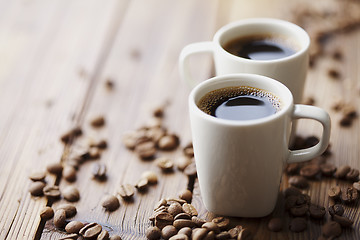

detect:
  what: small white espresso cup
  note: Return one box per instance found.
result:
[189,74,330,217]
[180,18,310,104]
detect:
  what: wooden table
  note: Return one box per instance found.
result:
[1,0,359,239]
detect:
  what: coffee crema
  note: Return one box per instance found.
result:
[197,86,281,121]
[223,34,297,61]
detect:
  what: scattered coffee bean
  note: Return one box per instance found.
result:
[169,234,189,240]
[29,171,46,182]
[29,181,46,196]
[290,204,309,217]
[183,162,197,177]
[54,209,67,228]
[147,127,166,143]
[191,216,207,227]
[334,165,351,179]
[58,233,78,240]
[167,198,187,205]
[300,164,320,179]
[228,226,242,238]
[178,227,192,237]
[98,230,110,240]
[212,217,230,230]
[162,225,177,239]
[183,143,194,158]
[154,199,168,210]
[328,68,341,79]
[158,134,179,151]
[142,171,158,184]
[309,204,326,219]
[92,162,107,181]
[289,217,307,232]
[135,178,149,192]
[202,222,220,234]
[88,147,101,159]
[118,184,135,200]
[43,185,61,199]
[46,162,63,175]
[173,219,196,229]
[178,189,192,203]
[168,202,183,216]
[283,187,302,198]
[135,141,157,159]
[60,126,82,144]
[238,228,252,240]
[90,116,105,128]
[332,214,353,227]
[216,231,231,240]
[39,206,54,220]
[346,168,359,182]
[340,115,353,127]
[285,163,300,175]
[62,186,80,202]
[341,186,358,204]
[353,181,360,191]
[267,217,282,232]
[79,222,102,239]
[101,195,120,211]
[328,204,344,216]
[192,228,207,240]
[57,204,77,218]
[65,220,84,234]
[328,186,341,199]
[155,212,174,229]
[322,221,342,238]
[110,235,122,240]
[155,157,174,172]
[90,139,108,149]
[63,166,77,182]
[182,203,197,216]
[175,156,193,171]
[320,163,337,177]
[288,176,309,189]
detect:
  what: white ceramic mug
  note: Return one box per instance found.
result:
[189,74,330,217]
[180,18,310,104]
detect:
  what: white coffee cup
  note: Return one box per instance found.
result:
[180,18,310,105]
[188,74,330,217]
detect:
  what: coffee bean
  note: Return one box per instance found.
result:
[192,216,207,227]
[169,234,189,240]
[149,206,168,222]
[62,186,80,202]
[283,187,302,198]
[118,184,134,200]
[322,221,342,238]
[215,231,231,240]
[43,185,61,199]
[285,195,299,210]
[346,168,359,182]
[173,219,196,229]
[79,222,102,239]
[98,230,110,240]
[267,218,282,232]
[168,202,183,217]
[29,181,46,196]
[176,156,193,171]
[162,225,177,239]
[178,227,192,237]
[63,166,77,182]
[29,171,46,182]
[90,116,105,128]
[154,199,168,210]
[110,235,122,240]
[300,164,320,179]
[101,195,120,211]
[285,163,300,175]
[182,203,198,216]
[146,226,161,240]
[90,139,108,149]
[65,221,84,234]
[54,209,67,228]
[92,163,107,181]
[202,222,220,234]
[192,228,208,240]
[341,187,358,204]
[290,204,309,217]
[60,126,82,144]
[309,204,326,219]
[353,181,360,192]
[39,206,54,220]
[46,162,63,175]
[178,189,192,203]
[158,134,179,151]
[58,233,78,240]
[135,178,149,191]
[155,157,174,172]
[334,165,351,179]
[184,162,197,177]
[238,228,252,240]
[167,198,187,205]
[212,217,230,230]
[328,204,344,216]
[328,186,341,199]
[228,226,242,238]
[340,115,353,127]
[332,214,353,227]
[183,143,194,158]
[289,217,307,232]
[288,176,309,189]
[57,204,77,218]
[135,141,157,159]
[155,212,174,229]
[142,171,158,184]
[320,163,337,177]
[147,127,166,143]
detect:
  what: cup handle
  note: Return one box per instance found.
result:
[288,104,331,163]
[179,41,214,88]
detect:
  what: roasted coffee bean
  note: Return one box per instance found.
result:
[88,148,101,159]
[334,165,351,179]
[300,164,320,179]
[353,181,360,192]
[212,217,230,230]
[162,225,177,240]
[320,163,337,177]
[290,204,309,217]
[167,198,187,205]
[149,206,168,222]
[109,235,122,240]
[340,115,353,127]
[60,126,82,144]
[267,218,282,232]
[309,204,326,219]
[118,184,134,200]
[202,222,220,234]
[215,231,231,240]
[135,141,157,159]
[328,204,344,216]
[29,181,46,196]
[63,166,77,182]
[80,222,102,239]
[58,233,78,240]
[135,178,149,191]
[90,139,108,149]
[62,186,80,202]
[238,228,252,240]
[158,134,179,151]
[153,106,165,118]
[155,157,174,172]
[65,221,84,234]
[228,226,242,238]
[147,127,166,142]
[29,171,46,182]
[92,163,107,180]
[169,234,189,240]
[54,209,67,228]
[168,202,183,216]
[142,171,158,184]
[101,195,120,211]
[182,203,198,216]
[192,216,207,227]
[285,195,299,210]
[178,189,192,203]
[285,163,300,175]
[341,187,358,204]
[98,230,110,240]
[46,162,63,175]
[322,221,342,238]
[173,219,196,229]
[184,162,197,177]
[39,206,54,220]
[57,204,77,218]
[346,169,359,182]
[183,143,194,158]
[288,176,308,189]
[178,227,192,238]
[176,156,193,171]
[90,116,105,128]
[43,185,61,199]
[332,214,353,227]
[192,228,208,240]
[328,186,341,199]
[289,217,307,232]
[155,212,174,229]
[154,198,168,210]
[283,187,302,198]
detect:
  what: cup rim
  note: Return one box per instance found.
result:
[213,18,310,64]
[189,73,294,126]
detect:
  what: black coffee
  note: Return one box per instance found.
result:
[223,34,296,60]
[197,86,281,121]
